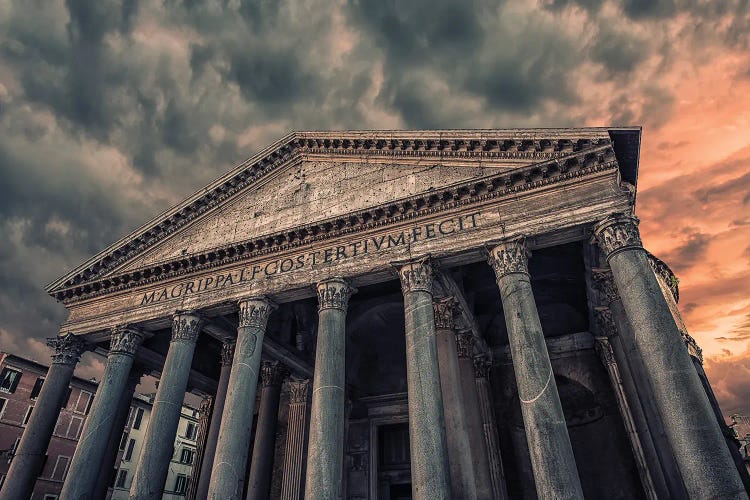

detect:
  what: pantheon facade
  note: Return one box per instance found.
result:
[1,128,748,500]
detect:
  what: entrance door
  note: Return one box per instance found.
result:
[377,423,412,500]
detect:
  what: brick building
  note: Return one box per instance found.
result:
[0,352,97,499]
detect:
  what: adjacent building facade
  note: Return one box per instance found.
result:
[0,352,98,499]
[1,128,748,499]
[110,394,199,499]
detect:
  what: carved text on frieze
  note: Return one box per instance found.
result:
[139,211,481,305]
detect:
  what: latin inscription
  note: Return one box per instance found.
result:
[140,211,481,305]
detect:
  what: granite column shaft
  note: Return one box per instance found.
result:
[0,334,87,500]
[488,239,584,500]
[304,278,354,499]
[456,331,494,499]
[246,361,287,500]
[195,340,235,500]
[473,356,509,500]
[594,214,747,499]
[93,368,142,500]
[280,379,311,500]
[62,326,145,499]
[208,297,275,499]
[130,311,203,500]
[397,259,452,500]
[433,297,477,499]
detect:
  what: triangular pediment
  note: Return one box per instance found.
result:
[47,128,639,300]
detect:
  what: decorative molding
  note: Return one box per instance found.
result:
[316,278,355,311]
[288,379,311,404]
[171,311,204,343]
[396,257,433,294]
[591,267,618,305]
[220,341,236,366]
[594,307,617,338]
[238,297,276,328]
[109,325,145,356]
[261,361,288,387]
[47,333,88,365]
[473,355,492,379]
[487,238,529,279]
[593,213,642,259]
[594,336,616,366]
[432,297,457,330]
[647,252,680,303]
[51,140,620,303]
[456,331,474,358]
[683,332,704,364]
[199,395,213,416]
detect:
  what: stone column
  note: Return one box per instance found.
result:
[473,356,509,500]
[195,340,235,500]
[93,367,143,500]
[592,267,684,498]
[304,278,355,499]
[62,325,145,499]
[593,214,747,499]
[130,311,204,500]
[209,297,275,499]
[396,258,452,500]
[247,361,287,499]
[433,297,476,499]
[280,379,312,500]
[592,314,658,500]
[0,333,87,500]
[187,396,213,500]
[488,238,584,500]
[456,331,494,499]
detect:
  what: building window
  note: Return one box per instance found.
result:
[115,469,128,488]
[119,431,129,451]
[0,368,22,394]
[50,455,70,481]
[124,439,136,461]
[74,390,92,414]
[133,407,144,430]
[30,377,45,399]
[9,437,20,463]
[43,495,58,500]
[22,406,33,426]
[184,422,197,440]
[0,397,7,420]
[67,416,83,439]
[174,474,188,495]
[179,448,195,465]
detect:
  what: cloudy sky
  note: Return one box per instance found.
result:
[0,0,749,417]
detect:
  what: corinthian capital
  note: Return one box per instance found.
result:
[592,267,619,305]
[110,325,145,357]
[593,214,642,259]
[455,331,474,358]
[220,341,236,366]
[47,333,88,365]
[473,355,492,379]
[316,278,355,311]
[171,311,204,343]
[487,238,529,279]
[594,336,616,366]
[261,361,288,387]
[594,307,617,338]
[238,297,276,328]
[288,378,311,404]
[396,257,433,294]
[433,297,458,330]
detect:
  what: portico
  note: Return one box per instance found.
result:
[4,129,747,499]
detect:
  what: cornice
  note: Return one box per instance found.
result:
[52,140,619,303]
[647,252,680,303]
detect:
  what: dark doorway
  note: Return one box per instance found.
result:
[377,422,412,499]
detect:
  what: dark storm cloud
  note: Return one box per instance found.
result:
[0,0,748,395]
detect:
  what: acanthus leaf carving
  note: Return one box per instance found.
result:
[433,297,458,330]
[593,214,642,258]
[110,325,145,356]
[47,333,88,365]
[316,278,355,311]
[171,311,204,343]
[488,238,529,279]
[396,257,433,294]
